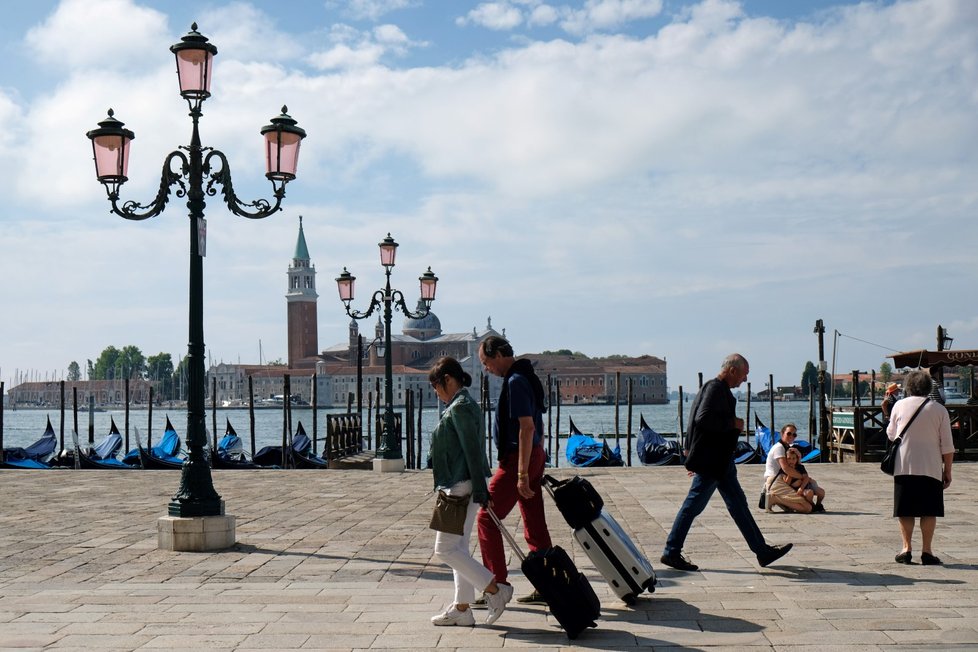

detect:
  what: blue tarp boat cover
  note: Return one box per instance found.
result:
[123,417,182,465]
[92,433,124,461]
[566,433,623,467]
[637,424,681,466]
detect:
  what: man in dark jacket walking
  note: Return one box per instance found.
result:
[660,353,793,571]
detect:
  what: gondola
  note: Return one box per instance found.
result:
[636,415,682,466]
[253,421,329,469]
[733,440,760,464]
[565,417,623,467]
[71,420,138,469]
[74,418,138,469]
[129,418,185,470]
[211,419,263,469]
[2,416,57,469]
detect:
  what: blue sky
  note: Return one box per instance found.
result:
[1,0,976,394]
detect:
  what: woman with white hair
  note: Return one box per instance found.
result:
[887,369,954,565]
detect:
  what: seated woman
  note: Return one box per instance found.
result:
[763,424,825,513]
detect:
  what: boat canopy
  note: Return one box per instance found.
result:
[890,349,978,369]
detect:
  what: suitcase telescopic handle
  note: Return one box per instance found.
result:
[484,507,527,562]
[542,474,558,499]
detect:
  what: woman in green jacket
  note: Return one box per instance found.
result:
[428,357,512,627]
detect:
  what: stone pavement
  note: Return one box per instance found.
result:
[1,463,977,651]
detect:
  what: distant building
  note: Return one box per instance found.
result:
[7,379,153,408]
[524,354,668,405]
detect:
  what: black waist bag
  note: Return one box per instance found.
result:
[544,474,603,530]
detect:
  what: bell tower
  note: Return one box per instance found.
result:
[286,216,318,368]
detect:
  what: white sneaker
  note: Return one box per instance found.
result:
[431,605,476,627]
[484,583,514,625]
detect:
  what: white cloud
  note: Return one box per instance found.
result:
[457,3,525,30]
[25,0,169,71]
[528,4,560,27]
[194,2,306,62]
[307,22,423,69]
[560,0,664,35]
[341,0,416,21]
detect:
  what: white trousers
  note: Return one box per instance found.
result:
[432,483,494,605]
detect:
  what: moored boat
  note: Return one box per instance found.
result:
[636,415,682,466]
[212,419,263,469]
[128,417,185,469]
[2,416,57,469]
[566,417,623,467]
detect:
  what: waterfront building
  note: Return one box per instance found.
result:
[525,354,668,405]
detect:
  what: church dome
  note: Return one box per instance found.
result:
[403,300,441,340]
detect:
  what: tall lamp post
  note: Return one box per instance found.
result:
[86,24,306,521]
[335,234,437,472]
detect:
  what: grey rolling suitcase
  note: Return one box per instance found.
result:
[572,509,656,604]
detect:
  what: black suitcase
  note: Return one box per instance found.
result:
[486,507,600,639]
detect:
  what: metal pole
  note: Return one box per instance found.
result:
[379,268,399,459]
[169,111,222,517]
[815,319,829,462]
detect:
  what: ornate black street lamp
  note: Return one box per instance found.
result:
[336,235,437,467]
[86,24,306,516]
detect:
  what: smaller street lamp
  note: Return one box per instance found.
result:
[336,234,437,470]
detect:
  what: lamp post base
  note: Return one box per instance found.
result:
[158,511,235,551]
[372,457,405,473]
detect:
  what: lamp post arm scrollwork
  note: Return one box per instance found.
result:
[105,151,188,221]
[204,149,284,219]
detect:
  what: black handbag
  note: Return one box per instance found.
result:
[428,490,470,535]
[880,398,929,476]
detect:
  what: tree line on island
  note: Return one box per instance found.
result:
[64,345,284,402]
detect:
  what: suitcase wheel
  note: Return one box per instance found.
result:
[642,577,656,593]
[622,593,637,606]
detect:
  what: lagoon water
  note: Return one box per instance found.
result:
[2,398,835,467]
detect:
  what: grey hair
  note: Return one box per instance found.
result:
[904,369,933,397]
[721,354,748,372]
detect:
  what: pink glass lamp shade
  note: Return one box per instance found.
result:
[335,268,356,303]
[86,109,135,190]
[378,234,398,267]
[169,23,217,102]
[261,107,307,182]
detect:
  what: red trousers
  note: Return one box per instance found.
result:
[477,445,553,584]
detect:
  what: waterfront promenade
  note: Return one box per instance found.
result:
[1,464,977,651]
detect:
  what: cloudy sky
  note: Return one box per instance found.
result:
[1,0,975,394]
